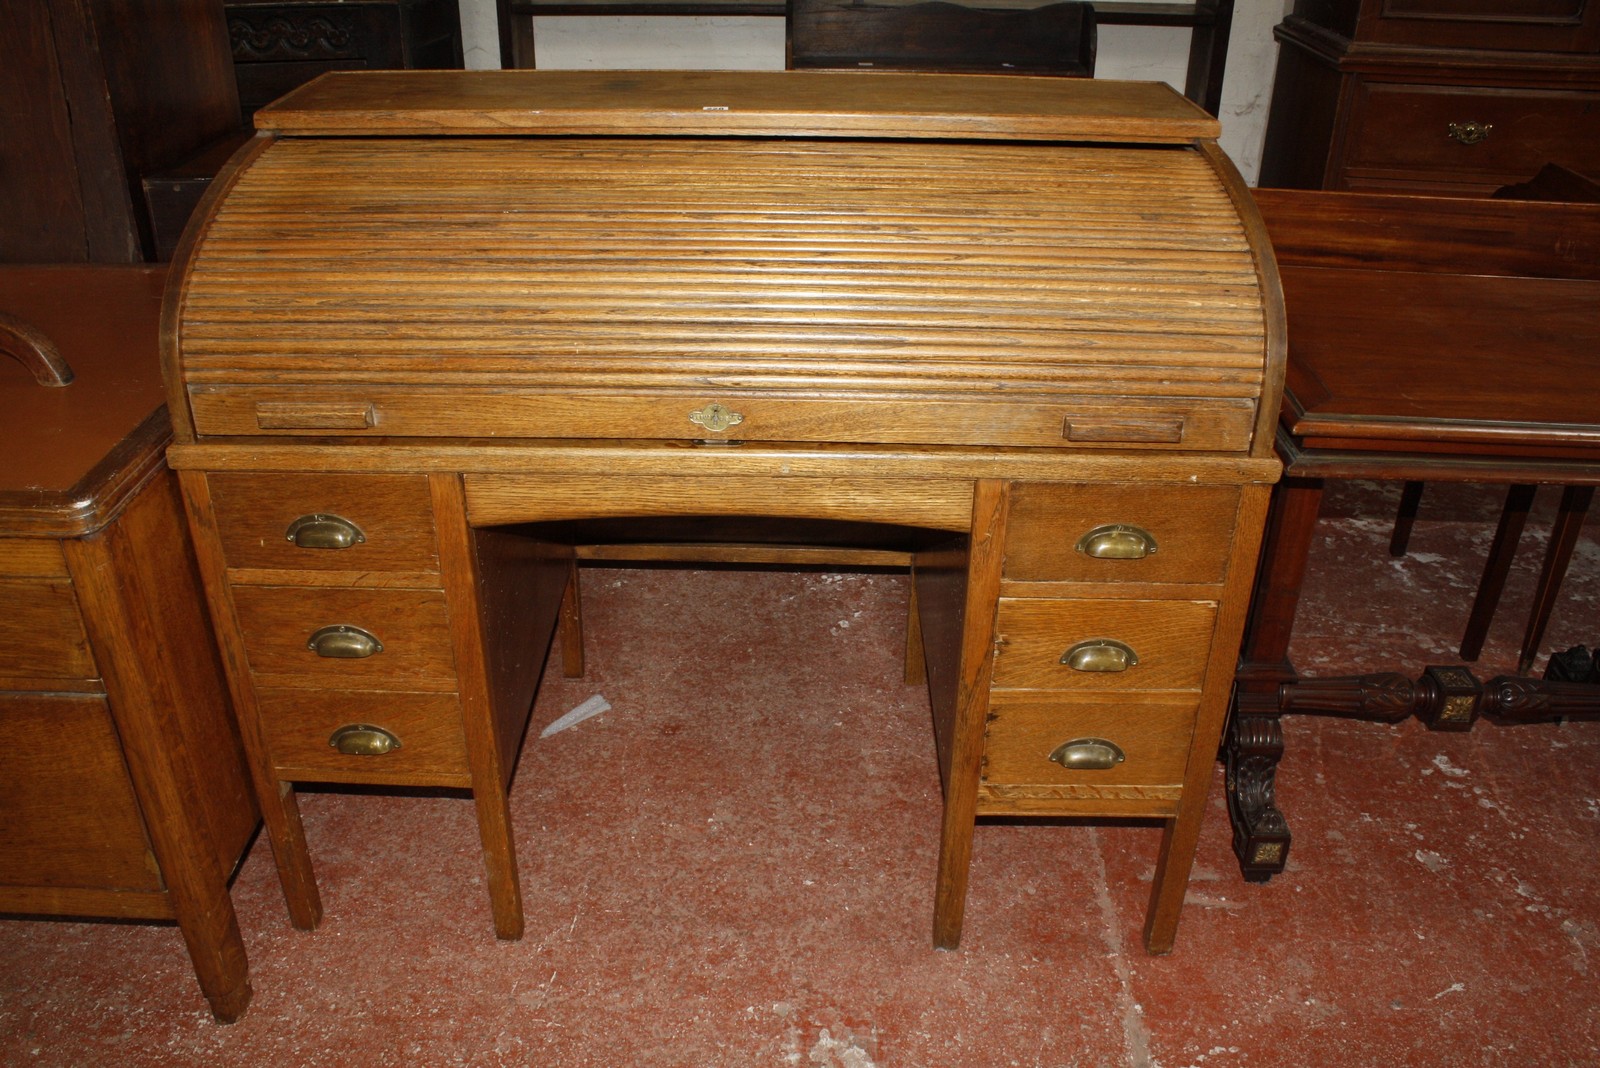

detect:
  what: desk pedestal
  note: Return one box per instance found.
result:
[175,444,1272,953]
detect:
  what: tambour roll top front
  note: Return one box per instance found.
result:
[165,70,1283,455]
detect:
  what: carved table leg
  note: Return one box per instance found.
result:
[1228,475,1324,881]
[1226,694,1290,882]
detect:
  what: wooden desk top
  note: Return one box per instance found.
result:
[256,69,1219,142]
[0,266,171,535]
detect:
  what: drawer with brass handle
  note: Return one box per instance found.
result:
[1004,483,1240,585]
[979,694,1197,794]
[230,585,457,687]
[204,472,440,574]
[991,598,1217,691]
[255,687,470,787]
[1343,82,1600,189]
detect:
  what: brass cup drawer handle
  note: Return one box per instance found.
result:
[307,624,384,658]
[329,723,402,756]
[1049,737,1126,771]
[1061,638,1139,673]
[1446,121,1492,146]
[1075,524,1157,560]
[285,513,366,550]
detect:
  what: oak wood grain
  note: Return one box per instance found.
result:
[979,693,1197,794]
[253,69,1218,141]
[990,597,1218,692]
[1004,482,1241,585]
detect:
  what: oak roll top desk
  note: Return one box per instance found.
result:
[162,70,1286,954]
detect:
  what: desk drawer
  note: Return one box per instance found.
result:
[206,473,439,575]
[991,598,1217,692]
[256,688,470,787]
[0,578,96,685]
[981,694,1196,792]
[1004,484,1240,585]
[231,585,457,688]
[1345,82,1600,189]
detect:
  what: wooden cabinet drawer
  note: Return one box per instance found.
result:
[1345,82,1600,188]
[1004,483,1240,585]
[0,578,96,685]
[206,472,439,574]
[981,694,1196,791]
[256,688,470,787]
[230,585,457,687]
[0,694,162,891]
[992,598,1217,691]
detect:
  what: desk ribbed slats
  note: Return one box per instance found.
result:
[182,138,1264,404]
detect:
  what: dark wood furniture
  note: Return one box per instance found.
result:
[0,0,241,262]
[1257,0,1600,195]
[786,0,1094,74]
[225,0,464,119]
[162,69,1285,954]
[0,266,260,1022]
[1228,189,1600,881]
[496,0,1236,114]
[1354,159,1600,655]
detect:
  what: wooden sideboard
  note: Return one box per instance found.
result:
[162,70,1285,954]
[1,267,259,1022]
[1258,0,1600,193]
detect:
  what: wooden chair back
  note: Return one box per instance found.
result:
[786,0,1096,76]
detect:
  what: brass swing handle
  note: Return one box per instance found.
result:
[1446,121,1492,146]
[0,312,74,386]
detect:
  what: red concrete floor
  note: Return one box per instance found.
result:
[2,480,1596,1066]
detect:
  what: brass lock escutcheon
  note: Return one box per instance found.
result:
[329,723,402,756]
[1061,638,1139,673]
[307,624,384,659]
[1446,120,1492,145]
[285,513,366,550]
[1076,524,1157,560]
[689,403,744,434]
[1049,737,1126,771]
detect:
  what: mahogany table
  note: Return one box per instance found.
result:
[1228,190,1600,881]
